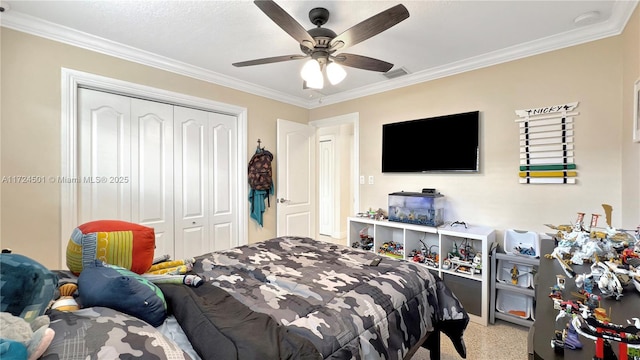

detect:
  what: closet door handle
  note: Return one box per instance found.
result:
[277,198,290,203]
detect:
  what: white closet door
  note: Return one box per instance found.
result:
[208,112,237,251]
[78,88,240,262]
[174,107,211,259]
[78,88,132,223]
[130,98,175,259]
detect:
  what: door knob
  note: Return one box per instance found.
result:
[278,198,290,203]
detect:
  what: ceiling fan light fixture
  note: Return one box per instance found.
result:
[306,73,324,89]
[301,59,321,82]
[326,62,346,85]
[235,2,410,91]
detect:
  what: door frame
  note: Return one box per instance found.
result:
[309,112,359,239]
[60,68,248,265]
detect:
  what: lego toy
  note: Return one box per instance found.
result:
[378,241,404,259]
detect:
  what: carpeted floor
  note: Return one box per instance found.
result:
[411,320,530,360]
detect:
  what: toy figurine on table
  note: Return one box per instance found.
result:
[571,313,640,360]
[551,321,584,353]
[550,300,586,354]
[546,260,640,359]
[545,205,638,267]
[549,284,563,301]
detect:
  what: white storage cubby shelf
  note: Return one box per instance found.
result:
[347,217,495,326]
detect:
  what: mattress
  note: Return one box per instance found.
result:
[159,236,469,359]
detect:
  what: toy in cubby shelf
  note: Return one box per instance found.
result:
[378,241,404,259]
[445,238,482,275]
[506,263,535,286]
[351,227,374,251]
[408,239,439,268]
[504,229,540,258]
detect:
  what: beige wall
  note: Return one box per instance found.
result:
[311,13,640,239]
[621,6,640,228]
[0,28,307,268]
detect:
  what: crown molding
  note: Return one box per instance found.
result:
[2,1,637,110]
[1,11,312,108]
[307,1,639,108]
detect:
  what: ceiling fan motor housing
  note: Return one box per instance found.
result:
[301,26,337,55]
[309,7,330,26]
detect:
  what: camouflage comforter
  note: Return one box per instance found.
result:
[161,236,469,360]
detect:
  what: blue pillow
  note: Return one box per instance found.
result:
[78,260,167,326]
[0,253,58,322]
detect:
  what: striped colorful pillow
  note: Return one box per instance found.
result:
[66,220,155,275]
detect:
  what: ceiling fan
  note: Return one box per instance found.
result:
[232,0,410,89]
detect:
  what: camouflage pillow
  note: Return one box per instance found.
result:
[0,253,58,322]
[42,307,192,360]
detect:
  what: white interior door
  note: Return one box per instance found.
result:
[318,136,335,236]
[174,107,210,259]
[78,89,132,223]
[207,112,237,251]
[276,119,316,238]
[173,108,239,258]
[130,98,174,259]
[79,89,175,257]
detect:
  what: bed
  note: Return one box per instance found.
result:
[156,236,470,360]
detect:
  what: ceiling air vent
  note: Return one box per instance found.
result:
[383,67,409,79]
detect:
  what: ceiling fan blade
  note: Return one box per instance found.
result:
[233,54,307,67]
[328,4,409,51]
[334,53,394,72]
[254,0,317,49]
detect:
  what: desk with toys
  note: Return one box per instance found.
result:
[532,239,640,360]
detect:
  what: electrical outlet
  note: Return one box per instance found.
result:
[359,175,365,184]
[368,175,374,184]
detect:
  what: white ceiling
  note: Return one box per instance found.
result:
[1,0,637,108]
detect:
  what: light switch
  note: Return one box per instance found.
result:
[368,175,374,184]
[359,175,365,184]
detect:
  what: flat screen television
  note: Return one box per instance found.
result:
[382,111,480,173]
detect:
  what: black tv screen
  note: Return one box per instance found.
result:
[382,111,480,172]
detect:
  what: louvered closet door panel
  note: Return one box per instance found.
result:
[130,98,175,259]
[78,88,132,223]
[174,106,210,259]
[208,112,236,251]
